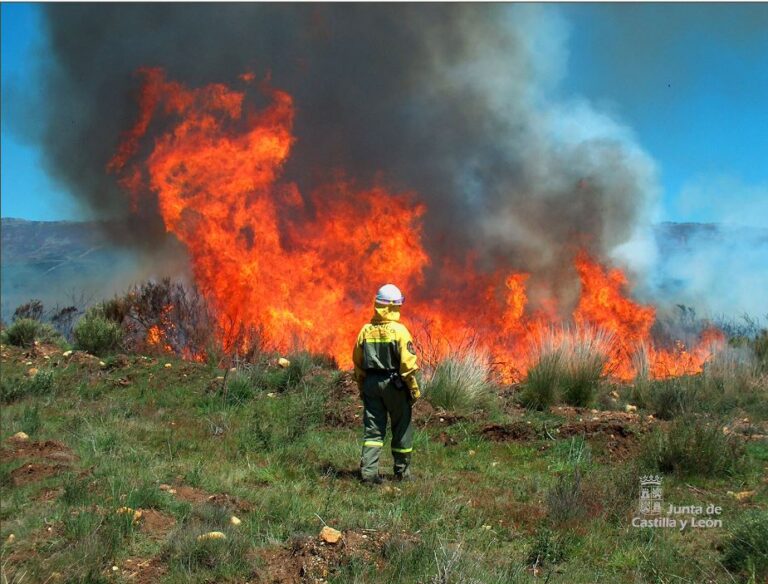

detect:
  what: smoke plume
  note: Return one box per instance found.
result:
[36,4,658,310]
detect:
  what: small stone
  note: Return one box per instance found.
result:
[11,431,30,441]
[25,361,33,366]
[728,490,756,502]
[44,355,51,360]
[164,363,172,368]
[591,409,598,414]
[468,450,476,456]
[5,533,15,544]
[491,461,498,468]
[624,404,637,413]
[112,566,119,572]
[278,357,291,368]
[27,367,39,377]
[197,531,226,541]
[229,367,237,373]
[439,417,445,423]
[230,515,242,526]
[319,526,342,544]
[610,390,620,399]
[99,361,106,367]
[215,376,225,381]
[267,392,276,398]
[62,350,73,357]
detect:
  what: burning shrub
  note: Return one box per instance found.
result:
[74,308,123,356]
[424,347,494,414]
[3,318,40,347]
[641,416,745,478]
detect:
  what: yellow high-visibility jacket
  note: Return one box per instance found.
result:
[352,303,420,401]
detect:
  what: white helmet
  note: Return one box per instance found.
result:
[375,284,404,305]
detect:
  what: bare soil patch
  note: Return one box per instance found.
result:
[170,484,253,513]
[139,508,177,540]
[118,556,168,584]
[11,463,65,486]
[1,437,77,464]
[256,529,418,584]
[481,422,537,442]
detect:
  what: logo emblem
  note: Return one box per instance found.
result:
[639,475,663,515]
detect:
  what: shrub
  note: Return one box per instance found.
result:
[526,527,569,568]
[12,299,44,321]
[4,318,40,347]
[642,416,745,477]
[74,310,123,356]
[28,370,55,396]
[546,468,586,525]
[424,349,494,414]
[722,510,768,581]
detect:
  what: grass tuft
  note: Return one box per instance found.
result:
[424,347,494,414]
[521,326,612,409]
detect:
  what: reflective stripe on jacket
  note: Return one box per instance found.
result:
[352,302,420,398]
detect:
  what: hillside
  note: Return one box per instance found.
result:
[4,217,768,323]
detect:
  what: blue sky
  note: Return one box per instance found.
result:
[2,3,767,225]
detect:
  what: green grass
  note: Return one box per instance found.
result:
[0,341,766,583]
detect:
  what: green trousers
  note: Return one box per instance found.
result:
[360,372,413,480]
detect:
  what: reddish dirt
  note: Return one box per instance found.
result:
[556,419,635,438]
[481,422,537,442]
[118,556,168,583]
[11,463,65,486]
[1,438,77,464]
[170,484,253,513]
[436,431,458,447]
[256,529,418,584]
[138,509,177,539]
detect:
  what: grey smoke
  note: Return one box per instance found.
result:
[31,4,659,312]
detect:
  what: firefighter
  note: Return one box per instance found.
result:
[353,284,421,484]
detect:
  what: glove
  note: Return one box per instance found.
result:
[408,386,421,405]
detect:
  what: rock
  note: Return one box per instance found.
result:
[727,490,756,502]
[11,431,29,441]
[27,367,39,377]
[319,526,342,544]
[230,515,242,526]
[278,357,291,368]
[624,404,637,413]
[5,533,15,544]
[197,531,227,542]
[267,392,276,398]
[468,450,476,456]
[610,390,620,399]
[99,361,106,367]
[164,363,172,368]
[112,566,119,572]
[62,350,73,357]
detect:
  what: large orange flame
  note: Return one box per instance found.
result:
[110,70,721,381]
